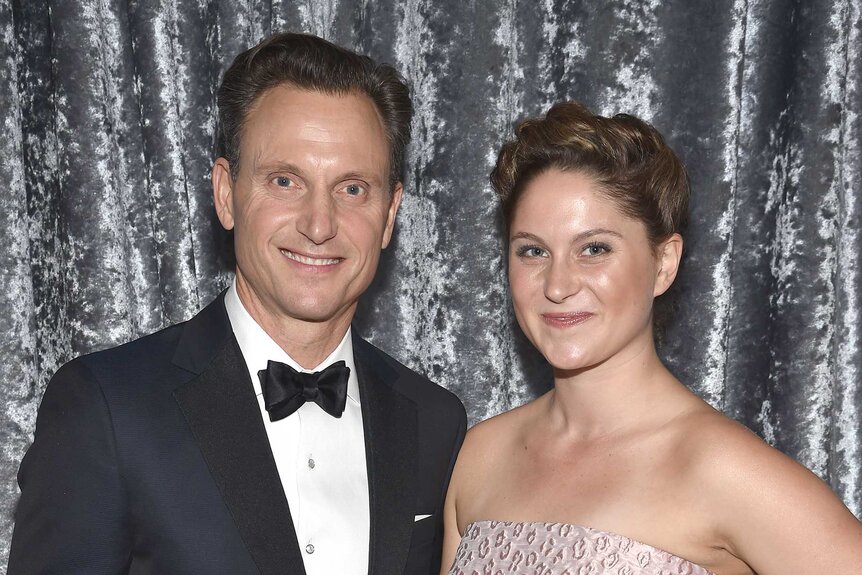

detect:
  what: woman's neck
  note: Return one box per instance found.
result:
[544,335,687,440]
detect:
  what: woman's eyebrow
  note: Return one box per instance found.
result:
[510,228,623,242]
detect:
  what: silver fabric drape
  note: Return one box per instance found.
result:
[2,0,861,568]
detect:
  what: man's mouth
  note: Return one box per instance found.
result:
[280,249,342,266]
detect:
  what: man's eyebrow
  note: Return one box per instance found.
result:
[253,161,303,175]
[335,171,382,184]
[252,163,384,185]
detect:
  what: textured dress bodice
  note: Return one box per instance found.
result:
[447,520,715,575]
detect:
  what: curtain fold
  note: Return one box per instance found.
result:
[2,0,861,568]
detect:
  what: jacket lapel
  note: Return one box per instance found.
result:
[172,295,306,575]
[354,336,418,575]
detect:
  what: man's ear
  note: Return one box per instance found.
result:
[212,157,236,231]
[654,233,683,297]
[381,182,403,249]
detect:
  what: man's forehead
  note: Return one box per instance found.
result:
[246,131,389,180]
[243,86,387,148]
[248,85,384,128]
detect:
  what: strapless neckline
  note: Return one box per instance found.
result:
[449,519,716,575]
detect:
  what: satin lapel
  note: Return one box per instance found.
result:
[173,336,306,575]
[354,338,418,575]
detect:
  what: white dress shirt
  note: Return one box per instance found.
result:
[224,282,370,575]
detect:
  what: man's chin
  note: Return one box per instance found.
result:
[278,301,354,325]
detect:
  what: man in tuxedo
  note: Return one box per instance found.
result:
[9,33,466,575]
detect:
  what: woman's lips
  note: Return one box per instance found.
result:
[540,312,594,327]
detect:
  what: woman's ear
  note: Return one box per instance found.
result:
[654,233,683,297]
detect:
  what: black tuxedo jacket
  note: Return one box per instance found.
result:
[9,294,467,575]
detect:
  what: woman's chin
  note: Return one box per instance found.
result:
[550,363,592,378]
[544,350,615,377]
[544,354,594,374]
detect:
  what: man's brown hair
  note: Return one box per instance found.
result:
[217,32,412,187]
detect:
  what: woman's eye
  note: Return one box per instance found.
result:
[582,243,610,256]
[516,245,547,258]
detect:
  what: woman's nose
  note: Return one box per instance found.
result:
[543,259,580,303]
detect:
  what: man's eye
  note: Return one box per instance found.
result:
[344,183,365,196]
[272,176,293,187]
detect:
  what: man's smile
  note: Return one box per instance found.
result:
[280,249,343,266]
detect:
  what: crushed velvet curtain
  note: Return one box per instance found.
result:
[2,0,861,568]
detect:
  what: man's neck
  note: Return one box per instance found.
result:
[234,281,354,369]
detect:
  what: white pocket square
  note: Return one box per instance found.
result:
[414,514,432,522]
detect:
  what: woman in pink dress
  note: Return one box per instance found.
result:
[441,102,862,574]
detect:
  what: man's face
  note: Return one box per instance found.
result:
[213,85,402,330]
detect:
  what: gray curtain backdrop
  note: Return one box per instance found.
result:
[2,0,861,569]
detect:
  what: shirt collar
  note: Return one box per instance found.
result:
[223,280,360,405]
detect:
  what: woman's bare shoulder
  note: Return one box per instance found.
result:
[448,394,546,499]
[671,404,817,497]
[458,394,544,463]
[672,403,862,572]
[674,405,811,484]
[673,404,762,459]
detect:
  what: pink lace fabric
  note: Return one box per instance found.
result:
[447,520,716,575]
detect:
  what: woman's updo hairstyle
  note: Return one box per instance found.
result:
[491,101,689,250]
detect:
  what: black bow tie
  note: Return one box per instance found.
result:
[258,360,350,421]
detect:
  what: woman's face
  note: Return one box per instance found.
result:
[508,168,680,373]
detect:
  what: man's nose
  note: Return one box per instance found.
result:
[543,259,581,303]
[296,189,337,244]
